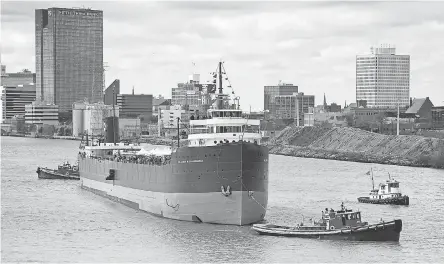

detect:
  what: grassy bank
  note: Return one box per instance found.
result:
[265,125,444,169]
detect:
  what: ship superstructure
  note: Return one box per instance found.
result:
[78,61,269,225]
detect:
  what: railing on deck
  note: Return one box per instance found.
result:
[189,125,260,135]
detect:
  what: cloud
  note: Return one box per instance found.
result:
[1,1,444,110]
[158,1,284,13]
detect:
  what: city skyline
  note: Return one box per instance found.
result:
[2,1,444,110]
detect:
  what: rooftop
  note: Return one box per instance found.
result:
[46,7,103,12]
[406,97,433,114]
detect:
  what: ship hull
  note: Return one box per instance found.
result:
[358,196,409,206]
[81,178,267,225]
[79,142,268,225]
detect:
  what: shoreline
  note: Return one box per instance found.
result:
[1,134,81,140]
[267,145,444,170]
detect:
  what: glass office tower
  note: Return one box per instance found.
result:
[35,8,103,117]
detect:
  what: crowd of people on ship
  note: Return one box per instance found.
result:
[189,111,242,120]
[78,151,171,166]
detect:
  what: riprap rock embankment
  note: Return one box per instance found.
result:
[265,125,444,169]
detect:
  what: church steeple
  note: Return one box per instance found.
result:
[323,93,327,109]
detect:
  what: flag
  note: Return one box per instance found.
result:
[366,171,371,175]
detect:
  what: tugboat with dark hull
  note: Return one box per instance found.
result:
[37,162,80,180]
[358,169,409,205]
[251,203,402,241]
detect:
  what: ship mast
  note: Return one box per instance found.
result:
[217,61,223,109]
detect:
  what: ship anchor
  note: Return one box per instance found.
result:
[165,199,180,211]
[221,185,232,197]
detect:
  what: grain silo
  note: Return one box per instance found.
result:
[72,102,86,137]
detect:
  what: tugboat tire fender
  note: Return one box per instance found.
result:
[330,226,335,230]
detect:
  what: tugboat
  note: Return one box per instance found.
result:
[36,161,80,180]
[357,169,409,205]
[251,203,402,241]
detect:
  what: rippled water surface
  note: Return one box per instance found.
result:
[2,137,444,262]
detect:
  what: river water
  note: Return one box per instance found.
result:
[1,137,443,263]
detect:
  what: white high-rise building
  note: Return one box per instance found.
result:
[356,45,410,108]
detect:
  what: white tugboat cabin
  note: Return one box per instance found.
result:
[369,177,403,200]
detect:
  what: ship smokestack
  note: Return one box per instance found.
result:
[105,116,119,143]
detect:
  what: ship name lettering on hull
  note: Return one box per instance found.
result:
[178,160,204,164]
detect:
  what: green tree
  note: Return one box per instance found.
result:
[345,115,354,127]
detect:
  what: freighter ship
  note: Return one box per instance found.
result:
[78,62,269,225]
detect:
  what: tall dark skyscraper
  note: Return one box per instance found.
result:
[35,7,103,117]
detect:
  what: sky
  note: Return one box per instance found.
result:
[1,0,444,111]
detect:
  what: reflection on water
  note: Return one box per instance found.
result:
[2,137,443,262]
